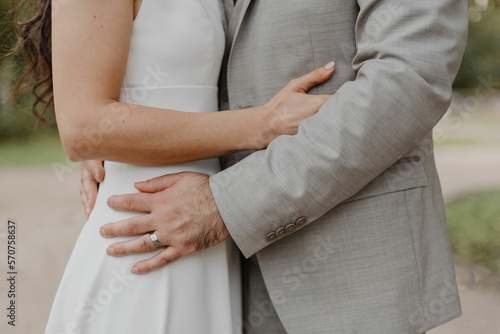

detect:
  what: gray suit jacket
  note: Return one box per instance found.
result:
[210,1,468,333]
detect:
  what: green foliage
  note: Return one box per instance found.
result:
[0,67,57,141]
[446,189,500,273]
[0,0,57,142]
[0,132,66,166]
[454,0,500,88]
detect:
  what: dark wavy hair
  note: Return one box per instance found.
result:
[8,0,52,123]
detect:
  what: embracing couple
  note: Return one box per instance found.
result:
[14,0,468,333]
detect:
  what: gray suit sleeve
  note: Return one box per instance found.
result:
[209,0,469,258]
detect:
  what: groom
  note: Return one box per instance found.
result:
[92,0,469,333]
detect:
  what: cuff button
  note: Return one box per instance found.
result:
[276,227,286,239]
[285,223,297,234]
[296,216,308,227]
[265,232,277,242]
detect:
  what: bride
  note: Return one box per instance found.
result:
[12,0,334,332]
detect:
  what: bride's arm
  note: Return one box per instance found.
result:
[53,0,333,166]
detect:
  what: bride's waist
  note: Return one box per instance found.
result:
[100,159,220,196]
[119,86,219,112]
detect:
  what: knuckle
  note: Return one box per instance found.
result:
[143,215,153,227]
[288,79,300,90]
[310,73,321,84]
[291,79,301,90]
[103,227,113,237]
[149,176,161,183]
[135,264,146,274]
[114,246,126,255]
[313,97,324,109]
[126,221,139,234]
[124,196,135,209]
[139,238,151,252]
[157,254,170,267]
[82,182,91,193]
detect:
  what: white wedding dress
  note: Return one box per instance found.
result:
[45,1,241,333]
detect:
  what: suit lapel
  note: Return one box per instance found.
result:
[227,0,252,72]
[232,0,252,47]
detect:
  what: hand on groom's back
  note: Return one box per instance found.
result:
[80,160,105,219]
[100,172,229,274]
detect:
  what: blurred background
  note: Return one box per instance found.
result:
[0,0,499,333]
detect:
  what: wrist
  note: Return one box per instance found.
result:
[249,106,275,150]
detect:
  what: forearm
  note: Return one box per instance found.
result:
[59,100,269,165]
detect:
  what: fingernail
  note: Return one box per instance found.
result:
[324,61,335,71]
[135,181,146,187]
[94,171,100,180]
[107,247,115,256]
[131,266,139,274]
[100,228,107,237]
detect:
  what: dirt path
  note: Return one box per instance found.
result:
[0,146,499,333]
[0,166,83,334]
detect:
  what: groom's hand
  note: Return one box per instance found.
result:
[100,172,229,274]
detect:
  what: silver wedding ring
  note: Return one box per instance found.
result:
[149,231,163,249]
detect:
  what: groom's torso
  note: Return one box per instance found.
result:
[225,0,357,106]
[219,1,461,333]
[220,0,358,167]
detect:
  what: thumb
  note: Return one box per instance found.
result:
[83,160,105,182]
[93,161,105,183]
[293,61,335,92]
[134,172,186,193]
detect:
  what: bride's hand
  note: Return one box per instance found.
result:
[259,61,335,146]
[80,160,105,219]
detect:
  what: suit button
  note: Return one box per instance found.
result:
[296,216,308,227]
[265,232,277,243]
[285,223,297,234]
[221,89,229,102]
[276,227,286,239]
